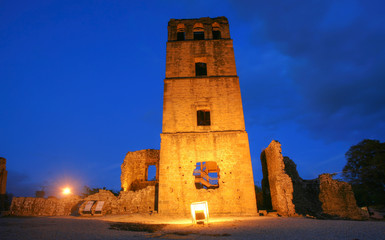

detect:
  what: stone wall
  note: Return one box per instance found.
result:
[121,149,159,191]
[168,17,230,42]
[0,157,7,194]
[319,174,363,220]
[166,17,234,78]
[118,186,156,214]
[162,77,245,133]
[10,187,156,216]
[261,140,364,220]
[159,131,257,215]
[10,195,82,216]
[261,140,296,216]
[0,157,8,211]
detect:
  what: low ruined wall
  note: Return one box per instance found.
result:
[10,195,82,216]
[10,187,156,216]
[261,140,365,220]
[117,186,156,213]
[319,174,363,220]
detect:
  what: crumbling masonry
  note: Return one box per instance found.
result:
[121,149,159,192]
[261,140,365,220]
[0,157,8,211]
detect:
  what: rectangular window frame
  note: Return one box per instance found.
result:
[197,110,211,126]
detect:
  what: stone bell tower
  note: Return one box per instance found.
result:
[158,17,257,215]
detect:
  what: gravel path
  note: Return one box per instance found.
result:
[0,215,384,240]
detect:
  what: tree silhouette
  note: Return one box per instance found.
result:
[343,139,385,206]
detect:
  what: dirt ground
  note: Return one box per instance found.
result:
[0,214,384,240]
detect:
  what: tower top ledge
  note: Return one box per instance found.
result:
[168,16,228,26]
[167,16,231,41]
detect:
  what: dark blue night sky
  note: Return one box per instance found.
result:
[1,0,384,197]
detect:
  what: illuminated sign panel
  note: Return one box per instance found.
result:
[190,201,209,224]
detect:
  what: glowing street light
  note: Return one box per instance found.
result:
[62,187,71,195]
[191,201,209,224]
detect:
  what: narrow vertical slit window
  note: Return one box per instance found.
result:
[195,62,207,76]
[197,110,210,126]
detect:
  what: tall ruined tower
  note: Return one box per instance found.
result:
[159,17,257,215]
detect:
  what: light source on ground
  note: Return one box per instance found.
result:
[62,187,71,195]
[191,201,209,224]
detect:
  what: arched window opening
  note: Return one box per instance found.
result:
[212,22,221,39]
[177,23,185,41]
[193,23,205,40]
[195,62,207,77]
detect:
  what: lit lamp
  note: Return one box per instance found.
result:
[62,187,71,195]
[190,201,209,224]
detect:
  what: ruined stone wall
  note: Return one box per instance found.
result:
[261,140,364,220]
[159,131,257,215]
[262,140,296,216]
[0,157,7,195]
[10,195,82,216]
[319,174,363,220]
[282,157,323,217]
[10,187,156,216]
[0,157,8,211]
[121,149,159,191]
[117,186,156,214]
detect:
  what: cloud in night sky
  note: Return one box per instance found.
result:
[232,0,385,142]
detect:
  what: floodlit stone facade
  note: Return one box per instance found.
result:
[158,17,257,215]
